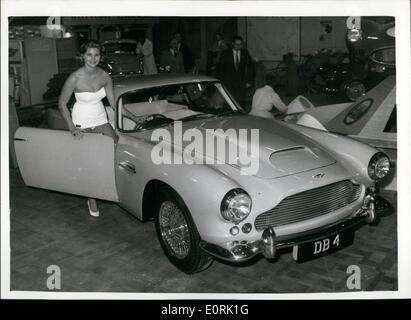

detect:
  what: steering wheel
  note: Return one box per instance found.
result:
[133,113,168,131]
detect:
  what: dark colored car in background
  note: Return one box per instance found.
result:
[313,59,393,102]
[99,39,144,76]
[313,18,395,102]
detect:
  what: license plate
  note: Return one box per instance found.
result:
[292,229,354,263]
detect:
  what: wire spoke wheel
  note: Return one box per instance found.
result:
[158,201,191,259]
[154,187,213,273]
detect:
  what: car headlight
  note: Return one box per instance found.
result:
[368,152,390,180]
[220,189,252,223]
[347,28,362,42]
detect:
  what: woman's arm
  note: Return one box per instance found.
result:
[103,72,115,109]
[58,73,78,133]
[271,91,288,113]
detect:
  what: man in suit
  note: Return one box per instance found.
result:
[207,32,228,76]
[173,32,195,73]
[159,39,185,74]
[216,35,255,110]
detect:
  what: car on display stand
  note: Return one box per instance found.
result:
[14,74,391,273]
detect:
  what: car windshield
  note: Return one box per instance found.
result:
[102,42,137,54]
[119,81,241,131]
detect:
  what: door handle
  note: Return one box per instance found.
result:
[118,160,136,174]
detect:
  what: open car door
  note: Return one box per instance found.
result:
[14,127,118,202]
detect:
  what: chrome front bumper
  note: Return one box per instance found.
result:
[200,193,389,263]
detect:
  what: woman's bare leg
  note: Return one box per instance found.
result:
[85,123,117,216]
[92,123,119,143]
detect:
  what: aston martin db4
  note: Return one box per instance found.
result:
[14,74,391,273]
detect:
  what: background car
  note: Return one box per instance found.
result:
[312,61,391,102]
[309,19,395,102]
[99,39,144,76]
[14,74,390,273]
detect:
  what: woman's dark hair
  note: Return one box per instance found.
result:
[79,40,101,54]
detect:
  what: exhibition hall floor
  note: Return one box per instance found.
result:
[8,169,397,293]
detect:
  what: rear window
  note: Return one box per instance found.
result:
[102,42,137,53]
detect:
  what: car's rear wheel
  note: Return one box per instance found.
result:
[154,187,213,274]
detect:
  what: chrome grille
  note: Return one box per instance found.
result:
[254,180,362,231]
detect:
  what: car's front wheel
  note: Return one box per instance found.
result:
[154,187,213,274]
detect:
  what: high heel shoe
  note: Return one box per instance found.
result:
[87,199,100,217]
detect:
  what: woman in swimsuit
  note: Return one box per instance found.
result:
[59,40,118,217]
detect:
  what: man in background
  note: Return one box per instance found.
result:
[173,31,196,73]
[216,35,255,111]
[159,38,185,74]
[207,32,228,76]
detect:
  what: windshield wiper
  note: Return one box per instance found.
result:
[216,109,245,118]
[180,114,215,122]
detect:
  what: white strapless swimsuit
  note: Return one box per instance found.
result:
[72,87,108,129]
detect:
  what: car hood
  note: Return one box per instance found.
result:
[156,115,336,179]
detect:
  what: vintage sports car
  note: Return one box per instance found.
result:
[312,61,392,102]
[99,39,144,76]
[14,74,391,273]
